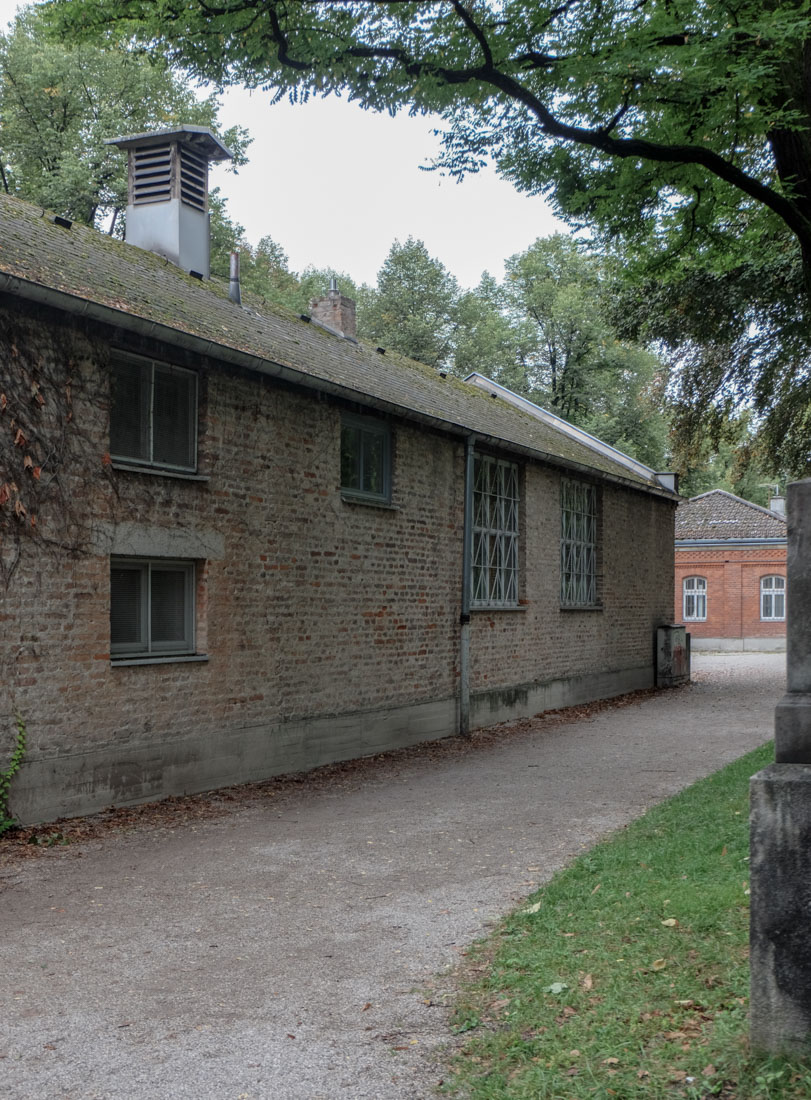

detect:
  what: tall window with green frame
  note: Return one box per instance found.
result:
[472,455,519,607]
[560,478,599,607]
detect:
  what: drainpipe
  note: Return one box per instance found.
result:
[460,435,475,737]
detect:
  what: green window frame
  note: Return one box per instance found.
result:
[472,455,519,608]
[110,558,196,659]
[340,414,392,503]
[560,478,599,608]
[110,354,197,472]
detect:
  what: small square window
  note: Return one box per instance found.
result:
[340,414,391,503]
[110,355,197,471]
[111,558,195,659]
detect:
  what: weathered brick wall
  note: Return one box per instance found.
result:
[674,546,787,639]
[1,299,676,820]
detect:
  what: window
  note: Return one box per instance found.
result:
[761,575,786,621]
[111,558,196,659]
[560,478,599,607]
[340,414,391,503]
[110,355,197,472]
[683,576,707,621]
[472,455,519,607]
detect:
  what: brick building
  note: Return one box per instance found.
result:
[0,129,679,825]
[675,489,787,651]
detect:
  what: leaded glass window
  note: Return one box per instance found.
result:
[560,479,599,607]
[683,576,707,621]
[472,455,519,607]
[761,575,785,621]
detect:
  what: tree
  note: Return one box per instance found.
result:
[46,0,811,472]
[494,236,670,466]
[453,273,527,385]
[363,237,459,367]
[0,6,249,230]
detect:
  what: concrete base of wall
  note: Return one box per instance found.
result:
[11,662,655,826]
[750,764,811,1052]
[691,636,786,653]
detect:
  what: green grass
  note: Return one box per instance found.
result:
[444,743,811,1099]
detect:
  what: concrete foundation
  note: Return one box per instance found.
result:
[10,663,653,826]
[691,637,786,653]
[750,764,811,1052]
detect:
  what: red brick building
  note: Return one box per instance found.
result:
[675,490,787,651]
[0,129,679,825]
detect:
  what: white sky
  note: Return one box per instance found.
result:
[1,0,564,288]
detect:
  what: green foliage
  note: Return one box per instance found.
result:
[0,5,249,229]
[490,236,671,467]
[444,742,811,1099]
[363,237,460,367]
[46,0,811,471]
[0,713,27,836]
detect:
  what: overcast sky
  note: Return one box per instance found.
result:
[1,0,565,288]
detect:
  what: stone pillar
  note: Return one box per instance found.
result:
[750,478,811,1051]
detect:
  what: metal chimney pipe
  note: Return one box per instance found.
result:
[229,251,241,305]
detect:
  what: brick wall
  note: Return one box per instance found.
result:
[674,546,787,640]
[1,300,676,821]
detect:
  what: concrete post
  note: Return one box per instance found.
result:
[750,479,811,1051]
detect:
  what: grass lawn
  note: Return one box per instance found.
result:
[444,743,811,1099]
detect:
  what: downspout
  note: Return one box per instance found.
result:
[460,435,475,737]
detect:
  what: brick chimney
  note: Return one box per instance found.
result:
[106,126,232,278]
[309,278,357,339]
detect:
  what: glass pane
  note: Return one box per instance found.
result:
[362,429,384,495]
[110,360,149,461]
[111,566,144,648]
[153,366,195,468]
[775,593,785,618]
[340,425,361,490]
[150,567,189,647]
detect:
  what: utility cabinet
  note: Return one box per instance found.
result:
[656,624,691,687]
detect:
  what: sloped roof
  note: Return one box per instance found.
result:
[0,195,673,496]
[676,489,786,541]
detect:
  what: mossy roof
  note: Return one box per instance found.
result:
[0,195,670,494]
[676,490,787,540]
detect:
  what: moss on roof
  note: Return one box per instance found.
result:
[0,194,667,492]
[676,490,787,540]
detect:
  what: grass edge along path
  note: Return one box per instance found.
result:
[443,743,811,1100]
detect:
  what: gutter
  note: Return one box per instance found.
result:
[676,538,787,549]
[0,272,677,500]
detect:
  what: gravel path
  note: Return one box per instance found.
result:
[0,652,783,1099]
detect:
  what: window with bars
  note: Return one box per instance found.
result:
[560,479,599,608]
[761,575,786,621]
[472,455,519,608]
[110,558,196,659]
[683,576,707,621]
[110,355,197,472]
[340,414,391,503]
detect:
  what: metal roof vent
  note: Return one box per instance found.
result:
[107,126,232,278]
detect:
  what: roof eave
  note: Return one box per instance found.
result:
[0,271,675,499]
